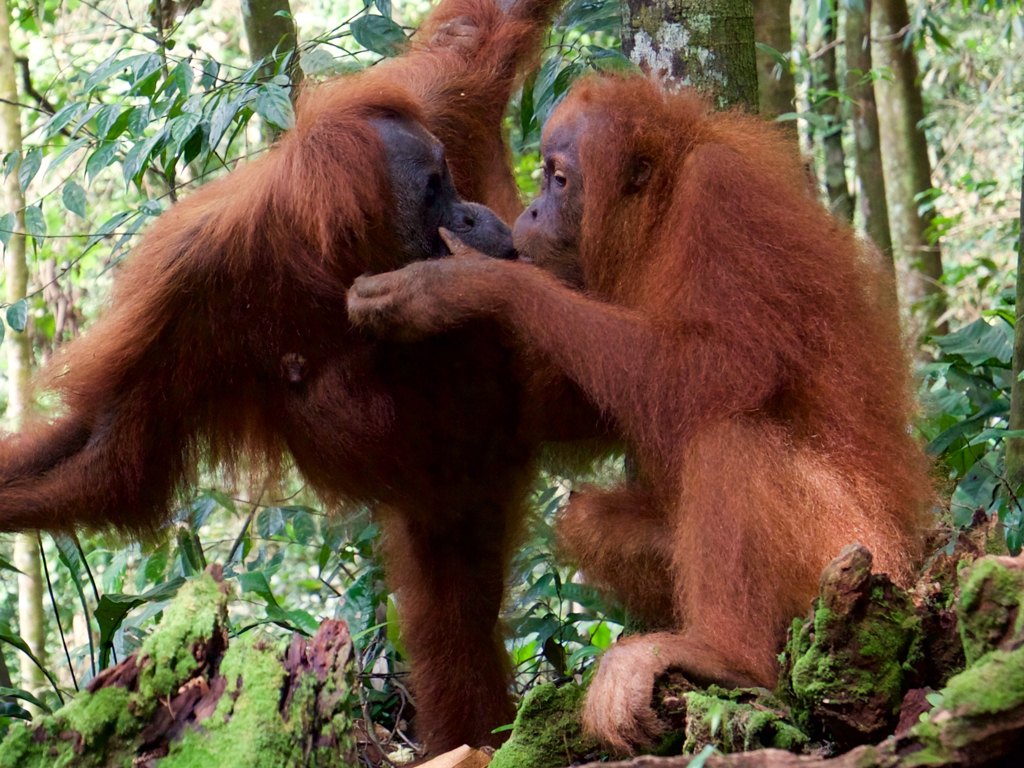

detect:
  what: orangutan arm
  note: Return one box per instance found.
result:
[347,254,779,451]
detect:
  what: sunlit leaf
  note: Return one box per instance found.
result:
[63,181,87,218]
[255,84,295,130]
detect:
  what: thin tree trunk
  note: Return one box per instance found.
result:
[240,0,301,84]
[819,3,854,222]
[621,0,758,109]
[873,0,947,336]
[752,0,797,143]
[846,0,893,268]
[1006,148,1024,489]
[0,0,44,700]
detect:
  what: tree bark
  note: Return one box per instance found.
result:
[0,0,46,702]
[1007,148,1024,488]
[819,4,853,222]
[846,0,893,268]
[873,0,947,336]
[240,0,302,86]
[621,0,758,109]
[752,0,796,143]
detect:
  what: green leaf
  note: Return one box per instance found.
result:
[126,106,151,138]
[63,181,86,218]
[95,578,185,669]
[0,211,16,249]
[208,95,241,150]
[374,0,392,17]
[86,142,119,185]
[1,151,17,179]
[209,489,236,513]
[299,48,337,76]
[553,62,584,98]
[84,210,132,251]
[0,554,21,574]
[586,47,640,74]
[69,104,103,138]
[933,318,1014,367]
[94,104,122,139]
[18,148,41,193]
[289,509,316,546]
[122,133,165,187]
[254,84,294,130]
[6,299,27,333]
[50,137,89,169]
[566,644,601,670]
[201,58,220,89]
[257,507,285,539]
[756,42,790,70]
[41,103,87,140]
[0,629,61,699]
[239,570,279,607]
[23,206,46,240]
[0,686,51,714]
[351,14,408,57]
[172,60,194,97]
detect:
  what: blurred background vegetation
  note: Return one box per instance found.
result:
[0,0,1019,761]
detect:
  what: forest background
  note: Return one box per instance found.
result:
[0,0,1018,761]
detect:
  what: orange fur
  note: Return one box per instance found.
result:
[347,74,933,752]
[0,0,570,752]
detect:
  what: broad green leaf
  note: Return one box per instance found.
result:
[170,112,202,145]
[50,137,89,169]
[24,206,46,240]
[0,554,20,574]
[0,628,61,697]
[756,42,790,70]
[138,199,162,216]
[289,509,316,546]
[6,299,27,332]
[127,53,162,85]
[86,142,119,184]
[257,507,285,539]
[566,644,601,670]
[300,48,337,75]
[933,318,1013,367]
[255,84,294,130]
[94,104,122,139]
[95,578,184,668]
[41,102,87,140]
[126,106,151,138]
[18,148,41,192]
[63,181,86,218]
[172,60,194,97]
[81,50,122,93]
[1,151,17,179]
[84,210,132,251]
[201,58,220,89]
[122,133,165,187]
[0,212,16,248]
[553,62,584,98]
[374,0,392,17]
[351,14,407,57]
[209,489,236,513]
[208,95,240,150]
[68,104,103,138]
[0,686,51,714]
[586,47,640,74]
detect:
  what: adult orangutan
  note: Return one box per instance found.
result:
[347,74,933,752]
[0,0,578,753]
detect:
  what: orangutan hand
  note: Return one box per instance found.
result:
[347,236,503,340]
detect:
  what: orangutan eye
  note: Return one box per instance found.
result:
[553,171,567,188]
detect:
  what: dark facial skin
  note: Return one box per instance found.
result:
[373,118,516,264]
[512,119,586,287]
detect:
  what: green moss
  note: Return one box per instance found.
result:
[490,683,599,768]
[135,573,227,704]
[957,558,1024,666]
[681,690,808,754]
[61,687,135,746]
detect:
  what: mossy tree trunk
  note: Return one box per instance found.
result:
[0,0,46,702]
[873,0,947,336]
[621,0,758,109]
[846,0,893,268]
[818,3,853,222]
[752,0,796,143]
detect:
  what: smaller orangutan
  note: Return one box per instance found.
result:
[347,74,933,752]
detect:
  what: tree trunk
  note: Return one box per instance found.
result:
[0,0,46,701]
[752,0,796,143]
[845,0,893,268]
[873,0,947,336]
[621,0,758,109]
[1007,149,1024,488]
[819,4,853,222]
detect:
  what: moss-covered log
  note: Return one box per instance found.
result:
[565,550,1024,768]
[0,567,357,767]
